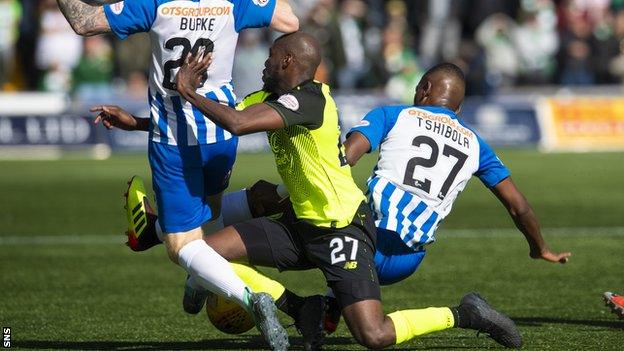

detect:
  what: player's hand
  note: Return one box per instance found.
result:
[531,248,572,264]
[91,105,137,131]
[176,50,212,94]
[247,180,291,218]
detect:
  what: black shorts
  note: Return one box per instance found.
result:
[234,202,380,308]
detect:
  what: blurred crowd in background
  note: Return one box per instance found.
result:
[2,0,624,103]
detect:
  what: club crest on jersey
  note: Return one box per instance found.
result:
[110,1,124,15]
[252,0,270,7]
[277,94,299,111]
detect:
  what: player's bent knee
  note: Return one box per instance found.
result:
[165,246,179,264]
[342,299,390,348]
[354,328,393,350]
[163,228,204,264]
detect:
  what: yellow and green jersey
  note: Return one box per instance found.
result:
[238,81,365,228]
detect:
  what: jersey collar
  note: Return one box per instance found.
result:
[417,105,457,118]
[293,79,315,90]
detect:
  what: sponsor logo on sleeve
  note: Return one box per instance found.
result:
[355,120,370,127]
[252,0,270,7]
[111,1,125,15]
[277,94,299,111]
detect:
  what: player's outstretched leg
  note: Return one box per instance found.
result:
[124,176,161,251]
[457,293,522,348]
[246,290,290,351]
[294,295,326,351]
[182,275,210,314]
[603,292,624,318]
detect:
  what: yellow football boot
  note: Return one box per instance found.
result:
[124,176,160,251]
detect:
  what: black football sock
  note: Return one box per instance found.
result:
[451,305,470,328]
[325,295,341,318]
[275,289,305,321]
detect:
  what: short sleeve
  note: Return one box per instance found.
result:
[474,135,510,188]
[265,87,324,129]
[104,0,157,40]
[348,106,404,152]
[346,107,388,152]
[236,90,272,111]
[231,0,276,32]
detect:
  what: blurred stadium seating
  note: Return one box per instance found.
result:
[1,0,624,158]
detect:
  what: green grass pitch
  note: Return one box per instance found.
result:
[1,149,623,350]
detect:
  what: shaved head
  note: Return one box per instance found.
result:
[274,32,322,77]
[262,32,322,94]
[414,63,466,113]
[423,62,465,81]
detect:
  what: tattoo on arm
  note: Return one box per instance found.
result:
[57,0,111,36]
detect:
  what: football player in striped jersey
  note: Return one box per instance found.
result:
[58,1,298,349]
[344,62,571,286]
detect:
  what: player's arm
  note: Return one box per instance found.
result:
[56,0,111,36]
[270,0,299,33]
[344,107,390,166]
[176,53,284,135]
[491,177,572,264]
[91,105,150,131]
[344,131,371,167]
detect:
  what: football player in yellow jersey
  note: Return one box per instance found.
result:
[170,32,522,350]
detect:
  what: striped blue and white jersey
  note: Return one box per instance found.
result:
[349,105,510,250]
[104,0,276,145]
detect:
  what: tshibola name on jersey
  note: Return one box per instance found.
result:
[408,109,473,148]
[160,6,231,31]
